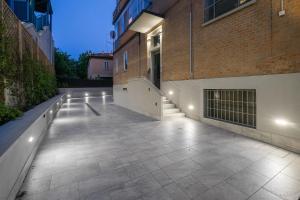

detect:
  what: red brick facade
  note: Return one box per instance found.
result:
[113,0,300,84]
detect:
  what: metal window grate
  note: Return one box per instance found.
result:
[204,89,256,128]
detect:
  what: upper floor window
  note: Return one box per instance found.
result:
[104,61,109,71]
[123,51,128,71]
[152,34,160,48]
[204,0,253,23]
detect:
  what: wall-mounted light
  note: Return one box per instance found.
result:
[50,110,53,114]
[275,118,292,127]
[85,93,89,97]
[102,92,106,96]
[57,102,59,106]
[67,94,71,98]
[168,90,174,95]
[28,137,34,143]
[188,105,195,110]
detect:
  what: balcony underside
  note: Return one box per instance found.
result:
[129,11,164,33]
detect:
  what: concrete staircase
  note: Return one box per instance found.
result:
[162,96,185,118]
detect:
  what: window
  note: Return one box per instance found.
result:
[115,59,119,73]
[104,61,109,71]
[204,0,253,22]
[204,89,256,128]
[123,51,128,71]
[152,35,160,47]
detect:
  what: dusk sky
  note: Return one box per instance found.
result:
[52,0,115,59]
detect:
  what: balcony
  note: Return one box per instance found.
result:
[128,10,163,33]
[113,0,129,23]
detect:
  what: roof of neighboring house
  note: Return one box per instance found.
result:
[89,53,113,60]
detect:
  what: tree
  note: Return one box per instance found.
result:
[54,48,76,78]
[76,51,91,80]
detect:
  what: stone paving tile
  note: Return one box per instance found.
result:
[193,182,248,200]
[17,97,300,200]
[264,173,300,200]
[225,168,270,196]
[249,189,283,200]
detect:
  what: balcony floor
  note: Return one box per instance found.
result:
[18,97,300,200]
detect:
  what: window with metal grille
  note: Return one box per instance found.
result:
[204,89,256,128]
[204,0,254,23]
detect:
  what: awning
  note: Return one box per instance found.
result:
[129,11,164,33]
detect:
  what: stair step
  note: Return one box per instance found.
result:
[163,99,171,103]
[163,103,175,109]
[163,108,180,114]
[164,112,185,118]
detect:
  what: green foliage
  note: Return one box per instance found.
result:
[0,103,22,125]
[54,48,76,78]
[0,16,57,123]
[0,16,18,95]
[76,51,92,80]
[23,55,57,109]
[55,49,92,80]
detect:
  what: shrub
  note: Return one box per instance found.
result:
[0,103,22,125]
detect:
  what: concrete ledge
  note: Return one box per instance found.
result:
[0,95,65,200]
[59,87,113,98]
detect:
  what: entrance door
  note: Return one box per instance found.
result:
[152,51,161,89]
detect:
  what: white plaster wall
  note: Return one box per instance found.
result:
[114,78,163,120]
[24,24,54,64]
[0,96,65,200]
[161,73,300,153]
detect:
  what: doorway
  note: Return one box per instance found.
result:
[152,50,161,89]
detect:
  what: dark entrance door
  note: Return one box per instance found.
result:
[152,51,161,89]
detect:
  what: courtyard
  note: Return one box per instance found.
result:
[18,97,300,200]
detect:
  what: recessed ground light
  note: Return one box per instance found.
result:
[168,90,174,95]
[188,105,195,110]
[28,137,34,143]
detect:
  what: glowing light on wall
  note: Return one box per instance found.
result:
[275,118,292,126]
[188,105,195,110]
[28,137,34,143]
[50,110,53,114]
[168,90,174,95]
[102,92,106,96]
[67,94,71,98]
[85,93,89,97]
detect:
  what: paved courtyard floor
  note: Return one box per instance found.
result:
[18,97,300,200]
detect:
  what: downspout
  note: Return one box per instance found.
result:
[189,0,193,79]
[138,33,141,77]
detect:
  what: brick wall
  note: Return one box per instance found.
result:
[113,34,148,85]
[113,0,300,84]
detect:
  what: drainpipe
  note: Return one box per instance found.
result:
[138,33,141,77]
[189,0,193,79]
[278,0,285,16]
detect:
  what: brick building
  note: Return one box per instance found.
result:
[112,0,300,152]
[87,53,113,80]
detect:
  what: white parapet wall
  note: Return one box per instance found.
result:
[161,73,300,153]
[0,95,65,200]
[113,78,163,120]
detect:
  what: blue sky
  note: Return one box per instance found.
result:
[52,0,115,59]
